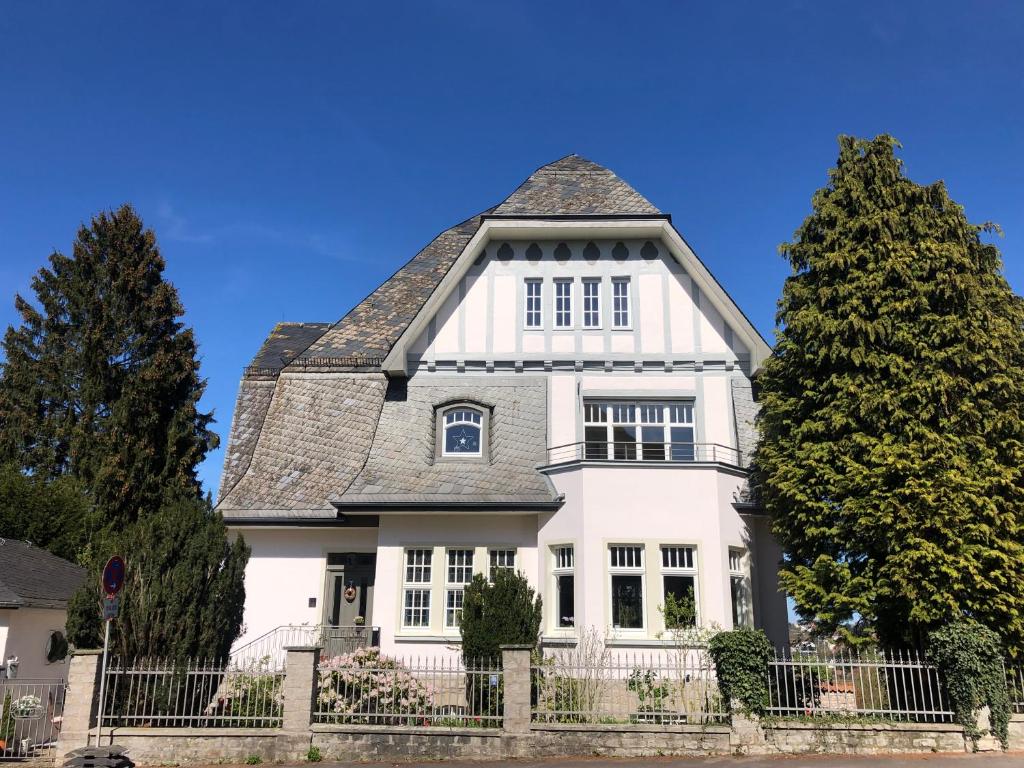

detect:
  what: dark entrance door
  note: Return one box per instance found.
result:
[322,552,377,656]
[324,552,376,627]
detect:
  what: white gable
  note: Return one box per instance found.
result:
[409,237,750,363]
[383,219,770,374]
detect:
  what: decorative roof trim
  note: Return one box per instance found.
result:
[380,219,772,375]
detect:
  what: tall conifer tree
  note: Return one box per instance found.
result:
[0,205,215,529]
[0,205,248,658]
[755,136,1024,653]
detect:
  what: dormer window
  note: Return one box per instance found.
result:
[442,407,484,457]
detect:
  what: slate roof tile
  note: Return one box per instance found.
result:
[0,539,86,609]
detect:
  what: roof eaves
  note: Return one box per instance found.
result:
[482,213,672,223]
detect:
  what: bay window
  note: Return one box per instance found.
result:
[609,545,645,630]
[553,545,575,628]
[729,548,752,628]
[661,546,698,628]
[584,400,695,460]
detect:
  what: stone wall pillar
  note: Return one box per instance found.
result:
[56,649,103,757]
[500,645,532,734]
[282,646,321,733]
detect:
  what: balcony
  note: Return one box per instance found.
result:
[545,441,743,467]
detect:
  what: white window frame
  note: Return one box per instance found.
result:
[582,278,601,328]
[524,279,543,329]
[583,401,696,461]
[612,277,631,329]
[489,548,516,581]
[608,544,646,632]
[444,548,474,629]
[553,278,573,329]
[402,548,433,629]
[729,548,752,629]
[660,545,700,629]
[551,545,575,631]
[441,407,484,457]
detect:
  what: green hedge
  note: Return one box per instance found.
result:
[708,628,773,716]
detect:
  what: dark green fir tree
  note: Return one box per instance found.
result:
[0,205,248,658]
[754,136,1024,654]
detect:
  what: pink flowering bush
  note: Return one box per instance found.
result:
[317,647,435,725]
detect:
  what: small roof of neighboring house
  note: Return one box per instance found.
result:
[216,155,764,516]
[0,539,87,610]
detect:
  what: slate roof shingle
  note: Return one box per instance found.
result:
[340,377,555,506]
[0,539,86,609]
[493,155,660,216]
[217,373,388,513]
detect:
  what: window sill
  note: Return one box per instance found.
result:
[605,637,709,648]
[541,634,578,647]
[393,634,462,644]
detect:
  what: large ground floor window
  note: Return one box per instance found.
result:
[399,545,519,634]
[608,545,645,630]
[552,545,575,628]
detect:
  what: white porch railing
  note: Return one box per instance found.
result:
[229,624,379,670]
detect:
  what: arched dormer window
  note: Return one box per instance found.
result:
[440,406,485,458]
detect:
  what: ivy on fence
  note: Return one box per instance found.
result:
[708,628,773,716]
[928,621,1010,749]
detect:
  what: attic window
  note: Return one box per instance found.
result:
[441,406,485,457]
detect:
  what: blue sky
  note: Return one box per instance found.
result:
[1,1,1021,496]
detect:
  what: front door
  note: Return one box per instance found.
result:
[324,552,375,627]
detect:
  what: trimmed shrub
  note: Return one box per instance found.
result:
[928,620,1009,749]
[708,628,773,716]
[460,569,542,661]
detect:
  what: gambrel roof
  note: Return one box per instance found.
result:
[216,155,764,516]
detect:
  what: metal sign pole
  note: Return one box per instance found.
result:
[95,617,111,748]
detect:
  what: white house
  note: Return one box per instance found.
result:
[216,155,788,659]
[0,539,83,681]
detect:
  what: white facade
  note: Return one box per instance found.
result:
[0,608,71,681]
[227,230,788,657]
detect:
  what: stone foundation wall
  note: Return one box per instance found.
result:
[99,729,294,765]
[311,726,504,762]
[524,724,732,758]
[761,722,967,755]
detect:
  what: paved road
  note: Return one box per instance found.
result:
[305,756,1024,768]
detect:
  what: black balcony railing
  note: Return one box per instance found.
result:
[545,441,742,467]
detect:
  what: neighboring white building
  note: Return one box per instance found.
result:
[0,539,83,681]
[217,155,788,658]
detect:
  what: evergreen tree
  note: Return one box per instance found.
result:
[67,493,249,661]
[755,136,1024,653]
[0,462,91,562]
[1,205,248,658]
[0,204,216,531]
[460,568,542,661]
